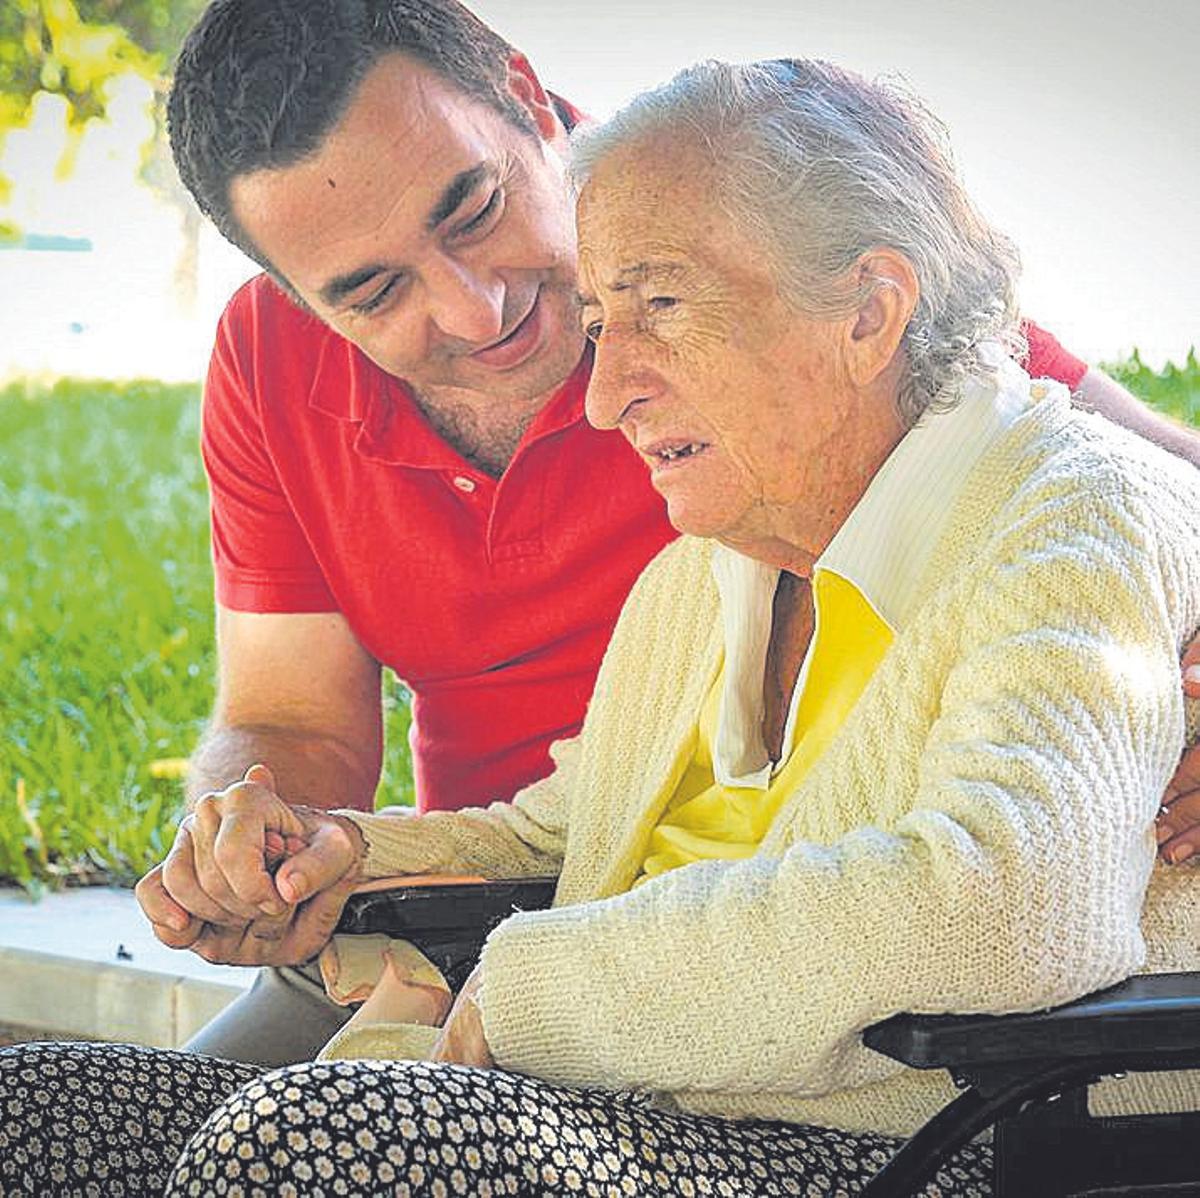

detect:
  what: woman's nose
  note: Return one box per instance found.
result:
[584,329,660,431]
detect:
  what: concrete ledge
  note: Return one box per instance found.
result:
[0,946,244,1046]
[0,886,253,1047]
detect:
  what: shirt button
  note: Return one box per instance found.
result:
[452,475,477,493]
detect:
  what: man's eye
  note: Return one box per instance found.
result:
[648,296,678,312]
[454,188,503,238]
[583,319,604,343]
[352,276,400,315]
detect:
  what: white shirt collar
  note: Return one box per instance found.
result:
[819,352,1039,631]
[711,354,1051,789]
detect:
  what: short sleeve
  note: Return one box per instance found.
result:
[1021,320,1089,390]
[202,294,337,613]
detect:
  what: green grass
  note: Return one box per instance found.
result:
[1,354,1197,892]
[0,378,412,894]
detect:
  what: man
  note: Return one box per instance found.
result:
[140,0,1200,1066]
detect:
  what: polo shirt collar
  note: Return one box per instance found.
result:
[519,345,592,445]
[306,324,375,424]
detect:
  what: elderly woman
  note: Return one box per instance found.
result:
[4,58,1199,1198]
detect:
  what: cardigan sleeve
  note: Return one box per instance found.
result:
[478,485,1200,1098]
[335,732,577,881]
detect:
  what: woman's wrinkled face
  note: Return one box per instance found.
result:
[577,140,855,548]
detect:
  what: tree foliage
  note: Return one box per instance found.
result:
[0,0,205,132]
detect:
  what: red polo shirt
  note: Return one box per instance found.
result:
[202,277,1085,812]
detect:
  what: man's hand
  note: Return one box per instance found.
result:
[429,966,494,1069]
[1156,636,1200,865]
[135,764,365,966]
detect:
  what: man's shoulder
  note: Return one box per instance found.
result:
[221,273,330,349]
[211,274,389,422]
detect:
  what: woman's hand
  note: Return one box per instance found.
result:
[136,764,366,965]
[429,965,494,1069]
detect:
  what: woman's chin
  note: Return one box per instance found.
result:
[663,497,731,540]
[656,461,752,540]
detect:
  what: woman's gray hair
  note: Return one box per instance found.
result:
[570,59,1023,425]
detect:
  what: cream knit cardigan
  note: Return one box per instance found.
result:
[345,392,1200,1136]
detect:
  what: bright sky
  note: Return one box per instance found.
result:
[0,0,1195,381]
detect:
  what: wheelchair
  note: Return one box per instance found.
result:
[337,877,1200,1198]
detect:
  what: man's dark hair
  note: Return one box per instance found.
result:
[168,0,534,267]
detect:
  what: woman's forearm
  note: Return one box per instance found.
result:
[336,735,577,880]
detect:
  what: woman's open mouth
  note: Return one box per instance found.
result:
[642,439,711,474]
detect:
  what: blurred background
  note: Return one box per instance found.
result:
[2,0,1197,892]
[3,0,1198,383]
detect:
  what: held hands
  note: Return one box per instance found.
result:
[135,764,366,966]
[1156,637,1200,865]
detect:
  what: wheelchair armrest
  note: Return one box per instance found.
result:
[863,971,1200,1073]
[332,876,558,991]
[336,876,558,939]
[861,974,1200,1198]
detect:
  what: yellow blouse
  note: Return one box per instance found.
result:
[637,568,894,881]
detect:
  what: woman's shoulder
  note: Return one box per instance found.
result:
[624,535,716,600]
[973,391,1200,554]
[946,392,1200,642]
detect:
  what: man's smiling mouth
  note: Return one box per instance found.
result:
[469,292,543,369]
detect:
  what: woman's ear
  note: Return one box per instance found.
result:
[845,249,919,388]
[505,52,563,145]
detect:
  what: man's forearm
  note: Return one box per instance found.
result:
[1077,367,1200,468]
[186,723,381,812]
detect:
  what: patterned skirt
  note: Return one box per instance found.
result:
[0,1041,992,1196]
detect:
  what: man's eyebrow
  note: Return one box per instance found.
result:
[426,164,491,231]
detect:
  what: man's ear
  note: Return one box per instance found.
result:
[505,52,561,145]
[845,249,919,389]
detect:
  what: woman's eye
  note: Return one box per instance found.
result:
[584,320,604,343]
[647,296,679,312]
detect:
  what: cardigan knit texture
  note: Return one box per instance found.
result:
[344,387,1200,1136]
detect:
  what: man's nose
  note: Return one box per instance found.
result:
[584,329,660,431]
[424,255,505,344]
